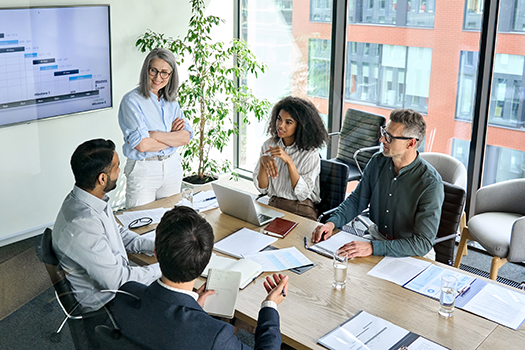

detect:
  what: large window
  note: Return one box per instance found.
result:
[456,51,525,129]
[237,0,525,206]
[238,0,332,173]
[343,42,432,113]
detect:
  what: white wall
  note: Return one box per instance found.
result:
[0,0,202,245]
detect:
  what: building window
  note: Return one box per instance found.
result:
[310,0,332,22]
[308,38,331,98]
[464,0,525,32]
[456,51,525,129]
[453,138,525,186]
[344,42,431,113]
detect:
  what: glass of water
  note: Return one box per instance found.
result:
[439,274,458,317]
[332,251,348,290]
[181,188,193,208]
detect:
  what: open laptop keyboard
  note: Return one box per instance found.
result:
[257,213,273,223]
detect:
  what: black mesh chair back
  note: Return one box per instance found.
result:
[41,228,100,350]
[434,182,466,265]
[95,325,147,350]
[317,159,350,221]
[333,108,386,181]
[41,228,82,317]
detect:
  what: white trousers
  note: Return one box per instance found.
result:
[124,153,183,209]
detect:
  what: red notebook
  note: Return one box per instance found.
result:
[263,218,298,238]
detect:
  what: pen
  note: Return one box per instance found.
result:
[202,196,216,202]
[282,286,286,297]
[458,285,471,297]
[303,237,317,253]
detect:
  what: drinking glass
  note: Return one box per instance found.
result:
[439,274,458,317]
[332,251,348,290]
[182,188,193,208]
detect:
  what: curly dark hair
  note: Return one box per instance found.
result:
[267,96,328,151]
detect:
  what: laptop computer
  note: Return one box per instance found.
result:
[211,183,284,226]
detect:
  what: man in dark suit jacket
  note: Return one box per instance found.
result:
[112,206,289,349]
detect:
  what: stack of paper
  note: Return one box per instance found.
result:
[177,190,219,212]
[214,228,277,258]
[244,247,313,272]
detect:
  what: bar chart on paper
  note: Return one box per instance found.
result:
[0,6,112,127]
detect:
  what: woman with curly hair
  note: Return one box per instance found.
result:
[253,96,329,220]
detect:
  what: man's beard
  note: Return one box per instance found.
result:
[104,177,117,193]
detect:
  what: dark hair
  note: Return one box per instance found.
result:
[70,139,116,191]
[389,108,426,148]
[138,47,179,102]
[155,206,214,283]
[267,96,328,151]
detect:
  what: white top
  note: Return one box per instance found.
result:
[253,138,321,203]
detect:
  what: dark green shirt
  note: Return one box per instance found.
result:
[328,153,444,257]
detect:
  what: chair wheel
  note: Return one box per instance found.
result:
[50,332,62,343]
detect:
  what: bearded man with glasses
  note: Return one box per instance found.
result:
[312,108,444,260]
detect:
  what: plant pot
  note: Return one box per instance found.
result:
[182,175,219,190]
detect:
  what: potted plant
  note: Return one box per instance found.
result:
[135,0,270,185]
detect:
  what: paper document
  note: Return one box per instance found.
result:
[116,208,171,229]
[318,311,409,350]
[244,247,313,272]
[461,283,525,330]
[318,311,448,350]
[176,190,218,212]
[367,257,432,285]
[311,231,370,258]
[404,264,475,299]
[214,228,277,258]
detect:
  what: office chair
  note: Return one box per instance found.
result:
[454,178,525,280]
[419,152,468,264]
[328,108,386,182]
[317,159,350,223]
[434,182,466,265]
[95,325,147,350]
[40,228,104,350]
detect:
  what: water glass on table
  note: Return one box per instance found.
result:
[332,251,348,290]
[182,188,193,208]
[439,274,458,317]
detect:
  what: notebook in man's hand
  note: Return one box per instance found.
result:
[263,218,298,238]
[203,268,241,319]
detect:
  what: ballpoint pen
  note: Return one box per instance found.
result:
[202,196,216,202]
[282,286,286,297]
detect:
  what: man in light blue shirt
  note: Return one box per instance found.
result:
[53,139,161,348]
[118,48,193,208]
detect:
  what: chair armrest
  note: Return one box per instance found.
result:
[328,132,340,138]
[353,145,381,175]
[433,233,457,245]
[508,216,525,262]
[317,208,338,223]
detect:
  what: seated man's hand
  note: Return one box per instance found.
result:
[311,222,335,243]
[337,241,373,259]
[196,283,216,307]
[263,273,288,306]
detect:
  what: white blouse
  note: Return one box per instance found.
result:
[253,138,321,203]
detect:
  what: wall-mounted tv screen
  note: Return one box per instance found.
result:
[0,5,112,128]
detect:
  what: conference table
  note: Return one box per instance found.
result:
[123,185,525,350]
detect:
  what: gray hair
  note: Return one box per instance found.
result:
[389,108,426,148]
[138,48,179,102]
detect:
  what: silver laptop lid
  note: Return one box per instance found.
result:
[211,183,284,226]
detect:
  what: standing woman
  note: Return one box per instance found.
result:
[119,48,193,208]
[253,96,328,220]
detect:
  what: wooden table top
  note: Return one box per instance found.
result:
[120,185,524,350]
